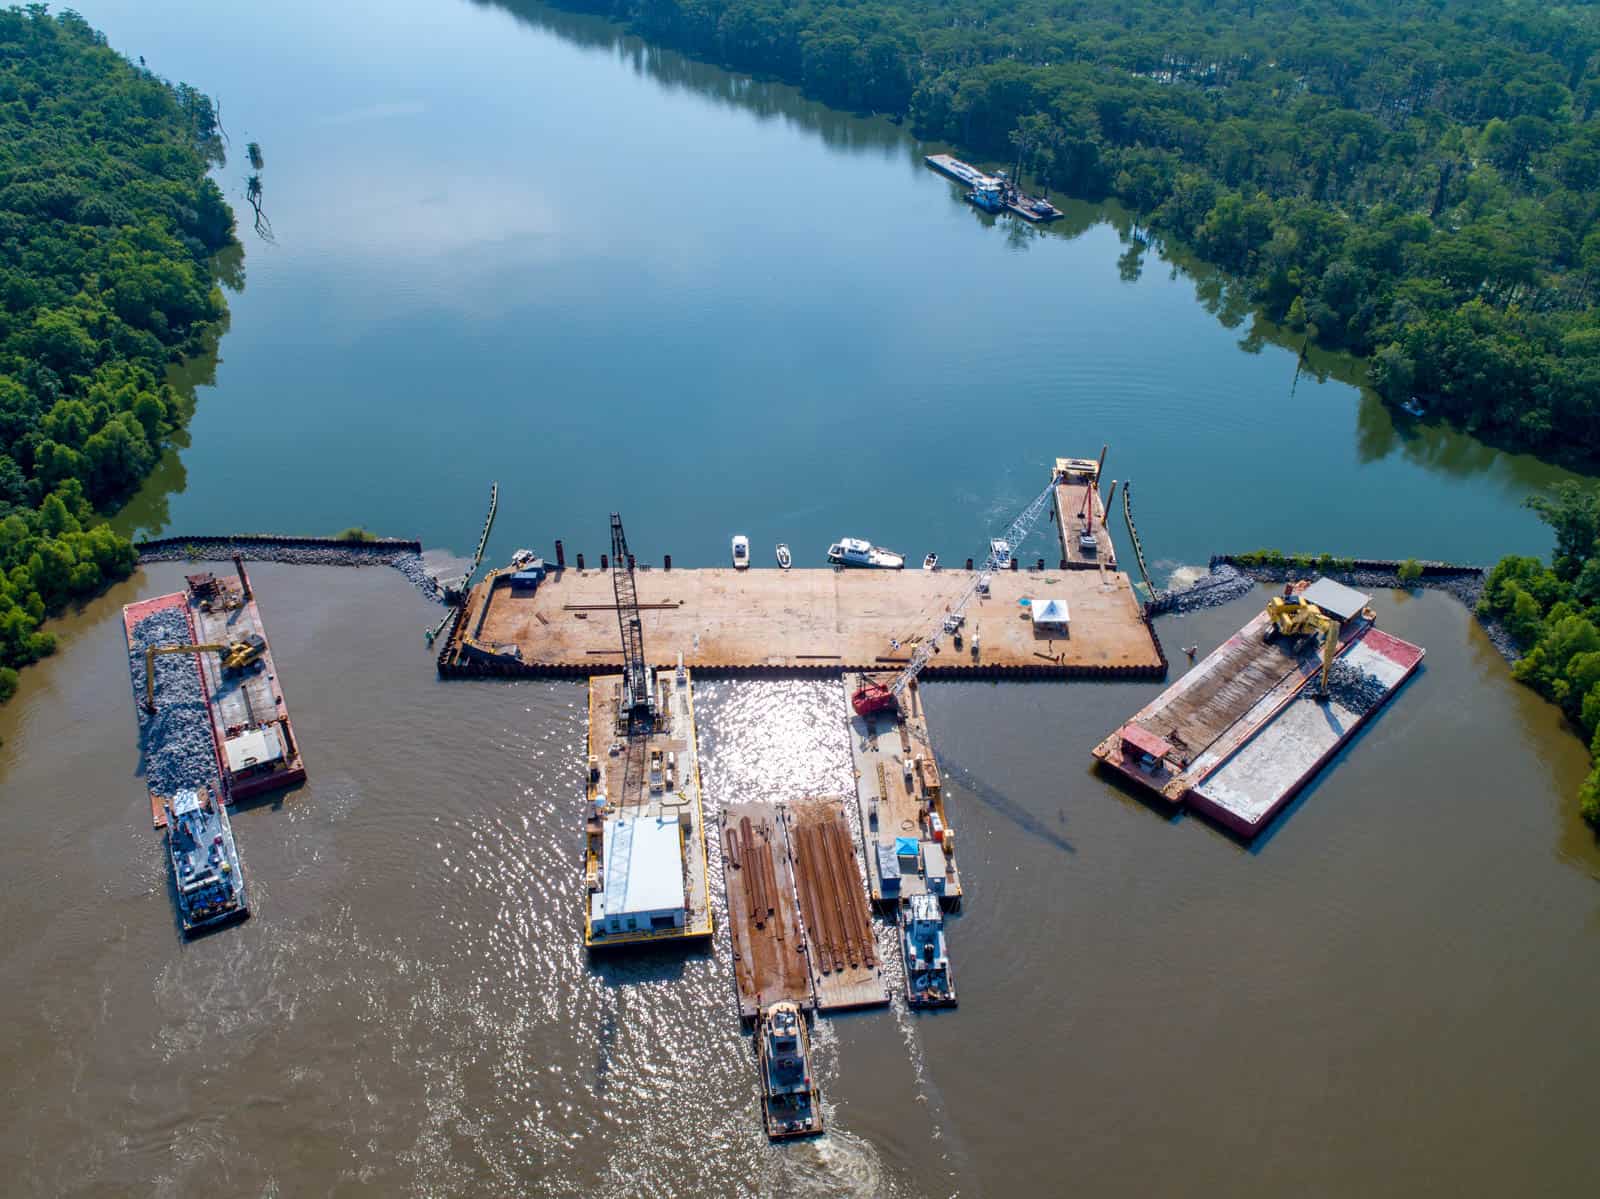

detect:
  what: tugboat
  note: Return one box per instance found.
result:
[757,1001,823,1139]
[901,894,956,1008]
[163,786,249,935]
[827,537,904,570]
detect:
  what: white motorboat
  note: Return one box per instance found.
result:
[989,538,1012,568]
[732,535,750,570]
[922,552,938,571]
[775,543,792,570]
[826,537,904,570]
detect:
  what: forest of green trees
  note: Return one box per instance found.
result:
[0,6,234,700]
[546,0,1600,464]
[1478,484,1600,828]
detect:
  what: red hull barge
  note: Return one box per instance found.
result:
[1093,588,1423,839]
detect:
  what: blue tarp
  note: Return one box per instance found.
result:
[895,836,919,858]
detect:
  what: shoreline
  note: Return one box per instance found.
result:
[1151,556,1519,664]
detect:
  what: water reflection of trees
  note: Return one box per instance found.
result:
[474,0,904,156]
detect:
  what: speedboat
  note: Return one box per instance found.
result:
[731,535,750,569]
[922,552,938,571]
[827,537,904,570]
[758,1001,823,1139]
[164,786,249,935]
[901,893,956,1008]
[776,543,792,570]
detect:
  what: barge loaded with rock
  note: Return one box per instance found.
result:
[1093,577,1423,838]
[124,556,306,828]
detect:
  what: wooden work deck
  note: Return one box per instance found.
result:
[1053,457,1117,569]
[788,798,887,1013]
[440,565,1162,679]
[847,678,962,910]
[721,803,813,1023]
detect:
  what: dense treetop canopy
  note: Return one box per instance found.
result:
[0,5,234,698]
[547,0,1600,461]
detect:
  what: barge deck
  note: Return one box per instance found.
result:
[442,565,1162,680]
[789,797,886,1013]
[1053,456,1117,569]
[1093,583,1423,837]
[584,666,713,948]
[185,560,306,804]
[847,676,962,910]
[721,802,813,1022]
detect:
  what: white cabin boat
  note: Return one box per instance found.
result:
[989,538,1012,568]
[922,552,939,571]
[827,537,904,570]
[731,535,750,570]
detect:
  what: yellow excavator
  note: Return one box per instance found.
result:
[1263,586,1341,699]
[143,636,266,712]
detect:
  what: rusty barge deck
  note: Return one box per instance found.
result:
[722,802,812,1022]
[186,562,306,804]
[1053,456,1117,569]
[439,565,1163,680]
[789,797,886,1012]
[847,676,961,910]
[1092,586,1423,838]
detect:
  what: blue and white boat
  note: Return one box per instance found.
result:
[901,893,956,1008]
[164,787,249,935]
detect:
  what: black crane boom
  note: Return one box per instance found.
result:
[609,512,653,726]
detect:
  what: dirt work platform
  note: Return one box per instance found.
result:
[439,565,1163,680]
[788,798,886,1013]
[721,803,812,1023]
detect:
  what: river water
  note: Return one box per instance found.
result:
[3,1,1599,1196]
[92,0,1590,573]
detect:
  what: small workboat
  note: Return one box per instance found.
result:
[901,893,956,1008]
[922,552,938,571]
[776,543,791,570]
[827,537,904,570]
[758,1001,823,1139]
[164,786,249,935]
[732,535,750,570]
[989,538,1012,568]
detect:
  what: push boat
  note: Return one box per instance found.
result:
[922,552,938,571]
[827,537,904,570]
[758,1001,823,1139]
[775,543,792,570]
[732,535,750,570]
[164,786,248,935]
[901,893,956,1008]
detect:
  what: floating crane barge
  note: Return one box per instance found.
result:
[1093,578,1423,838]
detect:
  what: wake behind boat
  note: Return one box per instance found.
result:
[164,786,248,935]
[827,537,904,570]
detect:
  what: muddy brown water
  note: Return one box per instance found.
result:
[1,562,1597,1196]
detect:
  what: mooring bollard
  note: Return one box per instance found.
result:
[576,552,585,571]
[1010,557,1019,571]
[664,554,672,571]
[601,553,609,570]
[965,557,974,571]
[555,539,566,569]
[1036,558,1044,571]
